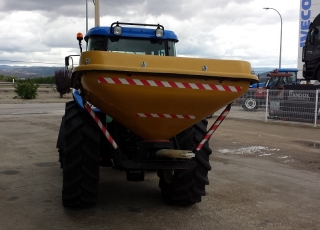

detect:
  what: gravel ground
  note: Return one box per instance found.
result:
[0,111,319,230]
[0,89,320,229]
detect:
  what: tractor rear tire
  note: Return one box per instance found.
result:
[157,120,212,205]
[317,70,320,82]
[56,115,65,169]
[62,101,101,208]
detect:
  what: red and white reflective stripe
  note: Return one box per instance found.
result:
[84,103,118,150]
[196,104,231,151]
[136,113,195,119]
[98,77,242,92]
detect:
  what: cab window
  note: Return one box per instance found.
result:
[87,36,106,51]
[107,38,166,55]
[87,36,176,56]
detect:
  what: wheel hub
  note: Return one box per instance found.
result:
[245,98,257,109]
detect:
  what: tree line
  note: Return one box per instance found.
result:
[0,74,55,84]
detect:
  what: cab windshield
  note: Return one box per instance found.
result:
[265,76,293,89]
[288,72,297,82]
[87,37,176,56]
[307,26,320,44]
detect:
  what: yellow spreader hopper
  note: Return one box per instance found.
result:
[73,51,257,141]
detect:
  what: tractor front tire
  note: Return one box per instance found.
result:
[157,120,212,205]
[62,101,101,208]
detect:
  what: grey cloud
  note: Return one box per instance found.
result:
[0,0,79,12]
[0,0,299,68]
[1,0,256,20]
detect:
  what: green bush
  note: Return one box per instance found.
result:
[14,80,39,99]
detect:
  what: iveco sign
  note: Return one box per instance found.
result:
[300,0,312,47]
[297,0,320,79]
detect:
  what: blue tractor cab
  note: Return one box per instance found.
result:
[84,22,179,56]
[277,68,299,83]
[250,68,299,88]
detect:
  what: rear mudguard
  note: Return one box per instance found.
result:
[72,89,101,113]
[56,89,109,150]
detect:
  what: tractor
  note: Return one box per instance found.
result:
[56,21,257,208]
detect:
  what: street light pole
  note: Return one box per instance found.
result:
[263,7,282,69]
[86,0,88,33]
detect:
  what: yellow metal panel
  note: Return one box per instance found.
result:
[80,72,249,140]
[73,51,257,140]
[75,51,258,81]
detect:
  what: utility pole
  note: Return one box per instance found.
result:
[86,0,88,32]
[93,0,100,27]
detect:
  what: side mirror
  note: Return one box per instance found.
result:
[65,56,70,67]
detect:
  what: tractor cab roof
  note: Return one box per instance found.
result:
[267,73,292,77]
[85,22,178,42]
[277,68,298,73]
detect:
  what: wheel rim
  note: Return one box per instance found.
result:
[245,98,256,109]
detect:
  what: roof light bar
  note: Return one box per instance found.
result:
[110,22,165,37]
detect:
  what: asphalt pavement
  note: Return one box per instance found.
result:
[0,103,319,230]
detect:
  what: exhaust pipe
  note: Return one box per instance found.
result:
[156,149,195,159]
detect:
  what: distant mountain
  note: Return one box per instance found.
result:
[0,65,63,78]
[252,67,274,75]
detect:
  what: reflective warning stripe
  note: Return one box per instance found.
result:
[136,113,196,119]
[98,77,242,92]
[196,104,231,151]
[84,103,118,149]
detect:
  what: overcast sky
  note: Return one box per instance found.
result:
[0,0,301,68]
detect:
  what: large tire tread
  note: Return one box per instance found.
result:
[62,101,100,208]
[158,119,212,206]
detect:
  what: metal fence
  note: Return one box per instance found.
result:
[214,89,320,127]
[0,82,53,87]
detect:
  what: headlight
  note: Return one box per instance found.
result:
[114,25,122,35]
[155,25,164,37]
